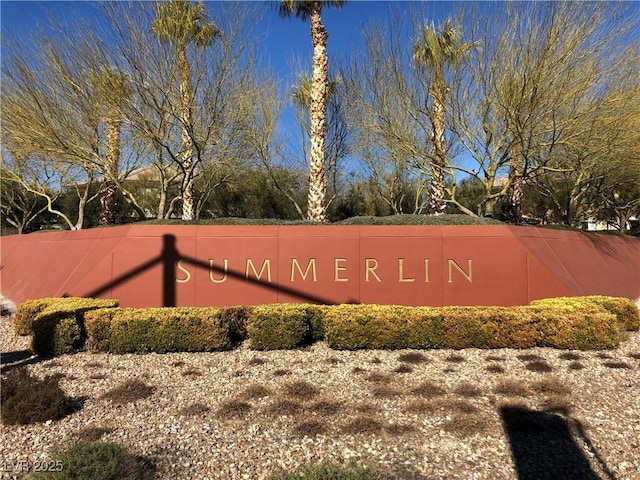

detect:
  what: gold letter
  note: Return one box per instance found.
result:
[209,259,229,283]
[176,260,191,284]
[365,258,382,282]
[424,259,430,283]
[291,258,317,282]
[398,258,415,282]
[448,259,473,283]
[246,259,272,282]
[334,258,349,282]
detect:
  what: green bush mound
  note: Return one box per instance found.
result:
[14,298,61,336]
[523,303,620,350]
[19,294,632,354]
[138,214,502,226]
[530,295,640,332]
[323,303,620,351]
[28,441,154,480]
[1,368,79,425]
[321,305,436,350]
[29,298,119,357]
[84,307,243,354]
[247,304,327,350]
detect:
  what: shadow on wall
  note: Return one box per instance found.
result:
[581,230,637,261]
[500,406,615,480]
[80,234,344,307]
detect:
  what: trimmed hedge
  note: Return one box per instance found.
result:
[18,295,634,354]
[29,298,119,356]
[84,307,241,354]
[247,304,327,350]
[321,305,434,350]
[14,298,61,336]
[524,304,620,350]
[323,303,620,351]
[530,296,640,332]
[337,214,502,226]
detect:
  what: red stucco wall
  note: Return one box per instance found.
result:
[1,225,637,307]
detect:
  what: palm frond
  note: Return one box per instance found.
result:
[152,0,219,49]
[413,19,473,72]
[278,1,345,21]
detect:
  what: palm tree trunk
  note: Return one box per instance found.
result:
[429,79,447,215]
[178,47,196,221]
[99,106,121,226]
[307,8,328,223]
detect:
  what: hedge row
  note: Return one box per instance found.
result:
[83,304,326,354]
[530,296,640,332]
[322,304,620,351]
[85,307,239,354]
[247,304,327,350]
[14,297,119,337]
[14,298,67,336]
[13,297,120,356]
[13,295,637,355]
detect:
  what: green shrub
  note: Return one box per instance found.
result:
[324,305,407,350]
[28,441,154,480]
[526,304,620,350]
[324,303,619,351]
[324,305,448,350]
[84,307,234,354]
[14,298,59,335]
[29,298,119,356]
[222,305,252,344]
[247,304,317,350]
[307,305,329,342]
[439,307,497,349]
[139,214,501,226]
[31,315,82,357]
[1,368,78,425]
[531,296,640,331]
[439,307,545,349]
[337,214,502,226]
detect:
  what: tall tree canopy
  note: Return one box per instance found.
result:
[152,0,221,221]
[414,19,474,215]
[279,0,346,222]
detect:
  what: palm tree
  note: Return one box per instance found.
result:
[291,74,338,109]
[152,0,220,221]
[90,68,130,226]
[279,0,345,223]
[414,20,473,215]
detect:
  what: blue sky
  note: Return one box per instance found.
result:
[0,1,456,78]
[0,1,458,170]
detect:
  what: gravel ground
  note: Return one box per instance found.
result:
[1,312,640,480]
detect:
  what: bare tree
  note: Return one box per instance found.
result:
[104,1,269,221]
[1,33,103,229]
[0,21,148,229]
[342,14,432,215]
[450,2,639,222]
[0,151,99,231]
[0,163,49,234]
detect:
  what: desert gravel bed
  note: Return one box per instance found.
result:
[1,313,640,480]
